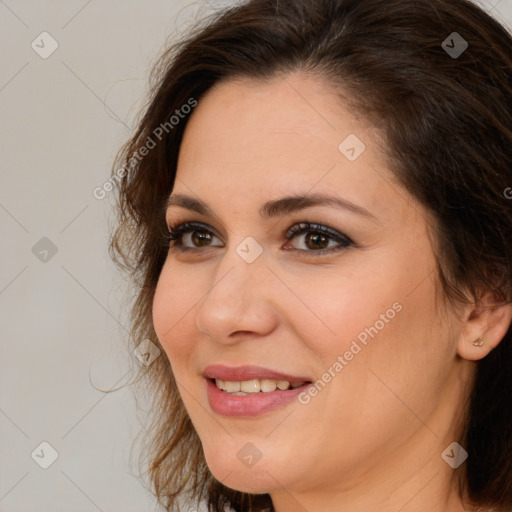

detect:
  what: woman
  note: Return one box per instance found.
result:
[110,0,512,510]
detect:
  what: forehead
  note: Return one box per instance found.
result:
[178,73,356,163]
[173,72,411,224]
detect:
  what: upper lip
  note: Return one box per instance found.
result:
[202,364,312,384]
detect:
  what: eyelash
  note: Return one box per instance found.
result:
[166,221,354,256]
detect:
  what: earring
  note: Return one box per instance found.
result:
[473,337,485,346]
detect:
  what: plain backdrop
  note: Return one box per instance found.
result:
[1,1,511,511]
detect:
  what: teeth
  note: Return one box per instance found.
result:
[224,380,240,393]
[240,379,260,393]
[276,380,290,390]
[214,378,307,394]
[260,379,277,392]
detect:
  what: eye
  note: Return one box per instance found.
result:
[166,221,354,256]
[284,222,353,256]
[167,222,222,252]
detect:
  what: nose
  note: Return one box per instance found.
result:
[194,247,278,345]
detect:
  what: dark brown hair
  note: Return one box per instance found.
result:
[109,0,512,510]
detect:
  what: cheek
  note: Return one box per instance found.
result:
[152,264,195,367]
[284,264,405,361]
[295,253,445,404]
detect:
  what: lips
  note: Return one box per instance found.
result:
[202,364,312,384]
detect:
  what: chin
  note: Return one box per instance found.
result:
[210,467,277,495]
[203,443,286,494]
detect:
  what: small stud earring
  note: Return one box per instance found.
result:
[473,337,485,346]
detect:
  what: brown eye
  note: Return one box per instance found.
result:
[285,222,353,256]
[167,221,353,256]
[167,222,222,251]
[303,232,330,250]
[190,231,213,247]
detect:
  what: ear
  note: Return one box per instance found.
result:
[457,291,512,361]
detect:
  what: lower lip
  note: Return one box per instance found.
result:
[206,379,311,417]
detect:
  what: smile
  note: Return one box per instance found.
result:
[205,378,313,417]
[214,378,308,394]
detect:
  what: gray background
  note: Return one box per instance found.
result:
[1,1,511,511]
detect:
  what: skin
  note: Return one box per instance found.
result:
[152,72,512,512]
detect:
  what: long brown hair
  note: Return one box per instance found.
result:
[109,0,512,510]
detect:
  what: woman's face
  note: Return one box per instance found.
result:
[152,73,469,506]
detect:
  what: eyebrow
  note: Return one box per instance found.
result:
[165,192,378,221]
